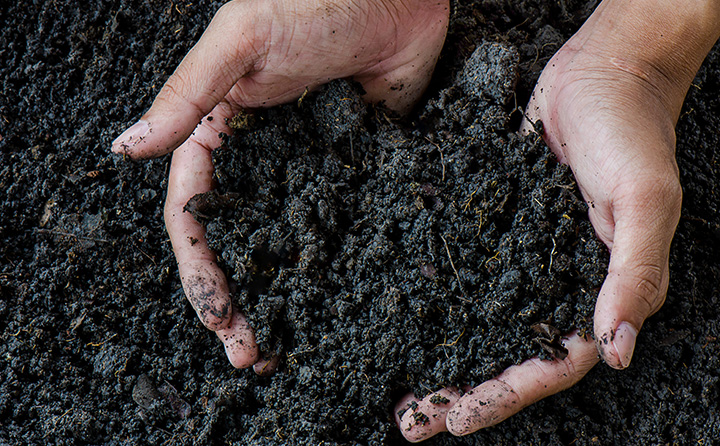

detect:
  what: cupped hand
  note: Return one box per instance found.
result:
[398,0,720,440]
[396,333,599,442]
[111,0,449,369]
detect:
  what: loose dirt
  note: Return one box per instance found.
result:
[2,1,719,445]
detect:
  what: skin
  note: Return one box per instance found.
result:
[113,0,450,373]
[111,0,720,441]
[399,0,720,440]
[396,333,598,441]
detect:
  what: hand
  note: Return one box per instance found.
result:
[397,0,720,440]
[396,332,598,441]
[111,0,449,369]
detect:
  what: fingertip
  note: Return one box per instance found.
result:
[445,380,519,436]
[445,402,473,436]
[225,345,259,369]
[253,353,280,376]
[597,321,638,369]
[111,102,214,159]
[179,267,233,331]
[614,321,638,368]
[444,408,464,437]
[395,388,460,443]
[111,120,151,158]
[217,310,259,369]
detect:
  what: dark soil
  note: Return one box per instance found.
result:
[2,1,720,445]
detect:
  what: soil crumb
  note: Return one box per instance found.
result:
[193,44,607,444]
[2,1,720,445]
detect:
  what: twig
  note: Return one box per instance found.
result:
[436,328,466,348]
[440,235,469,301]
[36,228,110,244]
[135,242,156,265]
[86,333,117,347]
[462,185,480,212]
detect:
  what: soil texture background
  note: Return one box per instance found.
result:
[2,1,720,445]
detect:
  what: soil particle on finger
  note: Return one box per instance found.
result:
[182,273,230,327]
[430,394,452,405]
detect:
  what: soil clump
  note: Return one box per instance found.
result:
[1,1,720,445]
[193,66,607,443]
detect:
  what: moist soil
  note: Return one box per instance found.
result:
[2,1,720,445]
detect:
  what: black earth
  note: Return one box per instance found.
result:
[2,1,720,445]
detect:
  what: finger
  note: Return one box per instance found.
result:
[593,178,681,369]
[446,332,599,436]
[165,106,231,330]
[164,105,259,368]
[253,353,280,377]
[216,307,259,369]
[111,1,263,159]
[395,387,463,443]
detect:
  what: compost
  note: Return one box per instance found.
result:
[2,1,720,445]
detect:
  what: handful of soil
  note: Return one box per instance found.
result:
[191,41,608,445]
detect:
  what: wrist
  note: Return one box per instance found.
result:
[574,0,720,116]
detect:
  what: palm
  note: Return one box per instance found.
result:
[524,36,682,367]
[225,0,449,112]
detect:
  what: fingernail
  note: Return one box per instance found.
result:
[111,120,149,154]
[253,353,280,376]
[612,321,638,368]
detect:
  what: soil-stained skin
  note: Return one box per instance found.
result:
[395,387,463,442]
[215,309,258,369]
[445,381,519,434]
[182,272,230,329]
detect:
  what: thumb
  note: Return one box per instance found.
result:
[111,2,263,159]
[593,178,681,369]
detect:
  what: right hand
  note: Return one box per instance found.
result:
[397,0,720,441]
[111,0,449,370]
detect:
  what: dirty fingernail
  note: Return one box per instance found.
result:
[111,120,149,154]
[613,321,638,369]
[253,353,280,376]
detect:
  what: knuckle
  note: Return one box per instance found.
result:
[162,199,175,225]
[654,175,682,215]
[216,1,263,37]
[156,67,206,117]
[163,187,189,228]
[163,193,179,221]
[626,265,666,315]
[636,173,683,220]
[218,0,245,18]
[187,126,223,154]
[157,74,190,106]
[560,355,580,386]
